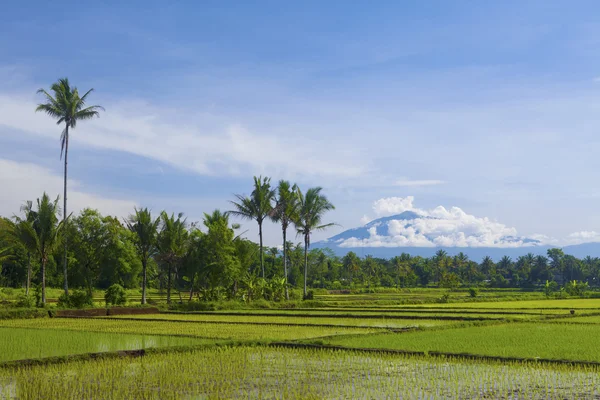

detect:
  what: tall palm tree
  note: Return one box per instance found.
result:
[125,208,160,304]
[5,193,63,305]
[229,176,274,278]
[157,211,188,304]
[36,78,104,296]
[270,180,299,300]
[294,187,335,298]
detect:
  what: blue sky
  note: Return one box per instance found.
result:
[2,1,600,247]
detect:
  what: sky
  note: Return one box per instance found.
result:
[2,1,600,247]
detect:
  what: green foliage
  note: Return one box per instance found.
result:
[15,294,35,308]
[303,290,315,300]
[564,280,589,297]
[468,287,479,298]
[104,284,127,306]
[58,290,93,309]
[544,280,559,297]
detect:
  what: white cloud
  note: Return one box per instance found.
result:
[341,196,540,248]
[394,178,445,187]
[372,196,419,216]
[0,93,366,180]
[0,158,137,218]
[566,231,600,245]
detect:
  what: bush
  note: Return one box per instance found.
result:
[437,293,450,303]
[58,290,93,308]
[15,294,35,308]
[468,287,479,298]
[104,284,127,306]
[303,290,314,300]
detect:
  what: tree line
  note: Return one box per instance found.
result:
[0,175,336,305]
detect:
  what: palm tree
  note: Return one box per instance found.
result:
[36,78,104,296]
[229,176,275,278]
[125,208,160,304]
[5,193,63,305]
[294,186,335,298]
[270,180,299,300]
[157,211,188,304]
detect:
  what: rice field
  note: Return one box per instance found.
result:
[0,317,382,341]
[319,322,600,361]
[0,327,205,362]
[1,346,598,399]
[108,313,455,328]
[1,291,600,398]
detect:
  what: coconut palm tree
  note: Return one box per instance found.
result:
[125,208,160,304]
[157,211,188,304]
[270,180,299,300]
[36,78,104,296]
[294,187,335,298]
[229,176,274,278]
[5,193,63,305]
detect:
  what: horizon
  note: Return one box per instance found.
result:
[2,1,600,248]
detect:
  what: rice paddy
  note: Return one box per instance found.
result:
[1,291,599,398]
[1,346,598,399]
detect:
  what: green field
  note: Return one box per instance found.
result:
[318,322,600,361]
[1,346,598,399]
[108,313,455,328]
[0,317,382,341]
[0,327,204,362]
[1,291,600,398]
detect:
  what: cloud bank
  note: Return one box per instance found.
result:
[333,197,545,248]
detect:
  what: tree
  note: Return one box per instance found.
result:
[229,176,274,279]
[294,186,335,298]
[269,180,299,300]
[36,78,104,296]
[203,210,240,298]
[125,208,160,304]
[157,212,188,304]
[5,193,63,305]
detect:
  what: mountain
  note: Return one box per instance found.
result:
[313,211,600,261]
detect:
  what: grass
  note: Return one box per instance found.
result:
[108,313,455,328]
[317,322,600,362]
[1,346,598,399]
[0,318,382,341]
[0,327,206,362]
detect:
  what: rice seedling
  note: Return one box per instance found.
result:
[0,346,598,399]
[0,318,382,342]
[0,327,205,362]
[319,322,600,362]
[108,313,457,328]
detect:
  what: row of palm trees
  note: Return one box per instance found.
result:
[229,177,335,298]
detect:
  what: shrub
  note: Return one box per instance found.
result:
[303,290,314,300]
[58,290,93,309]
[15,294,35,308]
[468,287,479,298]
[564,280,589,297]
[543,280,558,298]
[437,293,450,303]
[104,284,127,306]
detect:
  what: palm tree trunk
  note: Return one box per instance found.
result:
[259,221,265,278]
[303,235,308,298]
[167,263,172,305]
[141,258,147,305]
[41,258,46,305]
[62,124,69,297]
[188,273,195,302]
[26,253,31,296]
[283,226,288,300]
